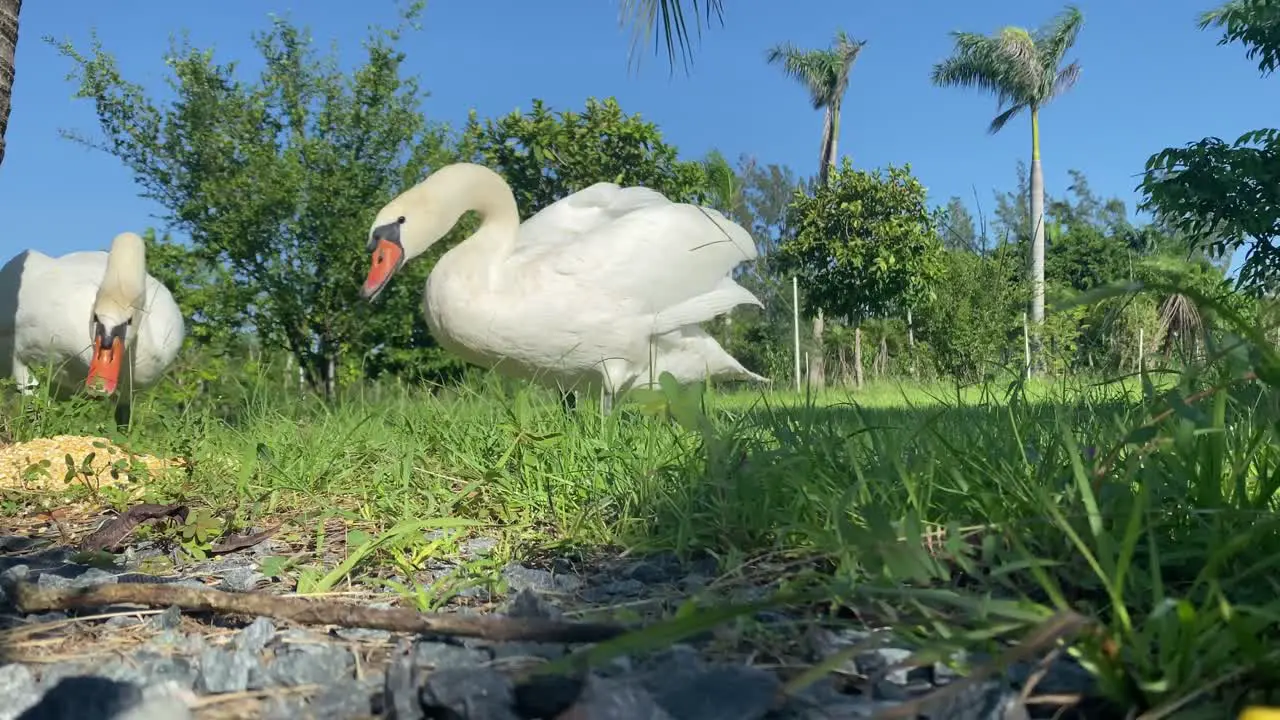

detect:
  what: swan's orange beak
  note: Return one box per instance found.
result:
[87,335,123,395]
[361,237,403,301]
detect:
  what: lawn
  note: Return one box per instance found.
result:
[2,366,1278,716]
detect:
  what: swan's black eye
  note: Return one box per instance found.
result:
[396,216,406,225]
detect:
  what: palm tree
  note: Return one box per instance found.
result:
[620,0,725,74]
[931,5,1083,373]
[766,31,866,185]
[0,0,19,170]
[766,31,866,389]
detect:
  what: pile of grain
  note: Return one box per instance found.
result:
[0,435,181,493]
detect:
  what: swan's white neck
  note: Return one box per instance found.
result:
[431,164,521,264]
[94,232,147,327]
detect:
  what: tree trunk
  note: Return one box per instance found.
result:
[1028,107,1046,375]
[853,325,864,389]
[0,0,20,170]
[817,107,834,186]
[808,309,826,390]
[877,335,887,377]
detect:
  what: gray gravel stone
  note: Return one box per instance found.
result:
[215,566,263,592]
[411,640,491,668]
[419,667,519,720]
[307,677,381,719]
[651,665,779,720]
[268,645,354,687]
[558,675,675,720]
[195,648,260,694]
[500,588,563,620]
[501,563,583,594]
[234,617,276,653]
[148,606,182,631]
[513,674,583,718]
[35,568,119,592]
[0,664,40,720]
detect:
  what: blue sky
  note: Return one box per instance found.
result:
[1,0,1273,275]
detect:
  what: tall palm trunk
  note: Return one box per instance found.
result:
[1027,106,1046,373]
[809,103,842,390]
[0,0,19,170]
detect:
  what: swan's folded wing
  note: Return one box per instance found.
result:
[513,183,670,259]
[548,202,759,319]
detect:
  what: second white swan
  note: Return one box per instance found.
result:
[358,163,766,411]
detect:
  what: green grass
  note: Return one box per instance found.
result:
[3,361,1280,717]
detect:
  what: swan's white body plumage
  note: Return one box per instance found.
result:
[373,164,766,400]
[0,246,185,398]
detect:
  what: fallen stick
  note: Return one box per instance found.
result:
[10,581,629,644]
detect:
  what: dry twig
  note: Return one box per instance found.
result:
[11,581,629,643]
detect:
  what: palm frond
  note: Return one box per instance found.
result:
[1049,61,1081,100]
[767,33,866,110]
[766,44,833,109]
[988,102,1028,134]
[621,0,725,75]
[1034,6,1084,89]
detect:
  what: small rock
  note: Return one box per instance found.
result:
[460,537,498,559]
[580,579,646,603]
[412,640,491,668]
[235,617,276,653]
[0,564,31,585]
[859,647,916,685]
[216,567,263,592]
[384,640,420,720]
[679,574,709,592]
[0,664,40,720]
[307,678,379,718]
[513,674,583,718]
[500,588,562,620]
[269,645,354,687]
[636,645,702,690]
[557,675,674,720]
[103,616,142,629]
[624,560,671,584]
[501,564,582,594]
[149,606,182,631]
[419,667,518,720]
[195,648,260,694]
[651,666,779,720]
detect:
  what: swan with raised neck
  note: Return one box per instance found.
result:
[360,163,520,300]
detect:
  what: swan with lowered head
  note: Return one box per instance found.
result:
[359,163,767,412]
[0,231,186,426]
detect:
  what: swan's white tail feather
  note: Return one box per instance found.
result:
[642,327,768,386]
[651,278,762,336]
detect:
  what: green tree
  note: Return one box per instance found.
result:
[941,197,980,253]
[931,5,1085,371]
[0,0,19,168]
[776,160,945,333]
[916,248,1024,381]
[1140,0,1280,295]
[463,97,710,219]
[53,5,454,398]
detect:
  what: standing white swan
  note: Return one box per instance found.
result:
[0,232,186,426]
[359,163,767,411]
